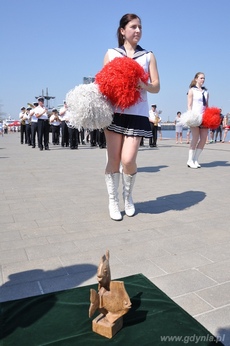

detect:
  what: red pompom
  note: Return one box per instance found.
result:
[95,57,149,111]
[202,107,221,129]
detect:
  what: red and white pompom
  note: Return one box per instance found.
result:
[201,107,221,129]
[66,83,113,130]
[95,57,149,111]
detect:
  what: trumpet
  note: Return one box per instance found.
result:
[27,102,35,108]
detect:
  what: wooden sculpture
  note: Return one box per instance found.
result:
[89,250,131,338]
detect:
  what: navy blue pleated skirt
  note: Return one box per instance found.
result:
[107,113,152,138]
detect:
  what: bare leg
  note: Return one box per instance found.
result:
[104,130,141,175]
[121,136,141,174]
[197,128,209,149]
[176,132,178,143]
[190,127,200,149]
[222,129,228,142]
[104,129,123,173]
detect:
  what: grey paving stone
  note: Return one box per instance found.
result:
[174,292,214,316]
[196,282,230,308]
[150,269,217,297]
[150,251,213,274]
[0,248,28,265]
[0,237,48,251]
[196,242,230,262]
[59,249,122,269]
[25,242,79,260]
[0,220,39,232]
[20,225,66,239]
[197,259,230,283]
[111,260,166,280]
[0,230,22,243]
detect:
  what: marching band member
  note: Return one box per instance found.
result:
[50,108,61,145]
[19,106,27,144]
[34,97,50,151]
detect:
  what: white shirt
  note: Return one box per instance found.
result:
[59,107,71,121]
[50,114,61,126]
[19,111,26,123]
[149,109,160,125]
[34,105,48,120]
[24,112,31,125]
[191,87,209,115]
[30,109,38,123]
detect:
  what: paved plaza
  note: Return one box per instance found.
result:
[0,132,230,344]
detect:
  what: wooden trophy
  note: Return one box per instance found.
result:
[89,250,131,339]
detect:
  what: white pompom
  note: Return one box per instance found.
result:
[180,110,202,127]
[65,83,113,129]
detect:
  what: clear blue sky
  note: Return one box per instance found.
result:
[1,0,230,122]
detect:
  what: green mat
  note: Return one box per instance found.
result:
[0,274,224,345]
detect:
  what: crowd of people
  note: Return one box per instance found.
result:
[16,99,230,154]
[17,100,165,152]
[18,98,107,150]
[208,110,230,143]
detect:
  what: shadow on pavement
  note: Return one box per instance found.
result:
[201,161,230,168]
[137,165,168,173]
[136,190,206,214]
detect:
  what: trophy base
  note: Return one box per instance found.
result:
[92,313,123,339]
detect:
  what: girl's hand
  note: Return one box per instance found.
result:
[137,80,147,90]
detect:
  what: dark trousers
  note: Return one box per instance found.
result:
[68,127,79,149]
[52,125,60,144]
[90,129,98,146]
[61,121,69,147]
[215,125,223,141]
[26,124,31,145]
[38,119,49,149]
[149,123,158,146]
[98,129,106,148]
[31,122,38,147]
[20,124,27,144]
[79,128,85,144]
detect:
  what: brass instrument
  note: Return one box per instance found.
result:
[27,102,35,108]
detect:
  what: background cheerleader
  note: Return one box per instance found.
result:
[187,72,209,169]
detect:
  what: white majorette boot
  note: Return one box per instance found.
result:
[105,173,122,221]
[193,148,202,168]
[187,149,197,169]
[122,172,136,217]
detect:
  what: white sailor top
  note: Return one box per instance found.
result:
[107,46,151,118]
[191,87,209,115]
[34,105,48,120]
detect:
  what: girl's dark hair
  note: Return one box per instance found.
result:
[117,13,141,46]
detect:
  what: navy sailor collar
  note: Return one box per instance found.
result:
[113,45,150,59]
